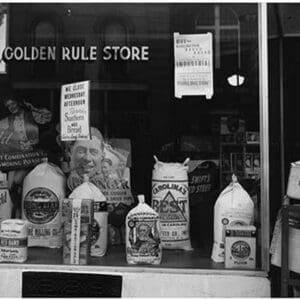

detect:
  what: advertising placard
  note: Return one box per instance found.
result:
[60,80,90,141]
[174,32,213,99]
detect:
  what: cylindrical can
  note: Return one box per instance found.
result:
[151,157,192,250]
[0,219,28,263]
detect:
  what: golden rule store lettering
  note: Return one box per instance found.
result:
[1,46,150,61]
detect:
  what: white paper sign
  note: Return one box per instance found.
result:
[174,32,213,99]
[60,80,90,141]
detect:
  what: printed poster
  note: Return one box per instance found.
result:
[174,32,213,99]
[60,80,90,141]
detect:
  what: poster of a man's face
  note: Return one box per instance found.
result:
[69,127,104,178]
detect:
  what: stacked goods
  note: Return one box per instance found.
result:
[211,175,254,263]
[0,172,12,223]
[22,162,66,248]
[126,195,162,265]
[69,177,108,257]
[62,199,93,265]
[151,156,192,250]
[0,219,28,263]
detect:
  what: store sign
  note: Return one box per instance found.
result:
[0,150,47,171]
[60,80,90,141]
[174,32,214,99]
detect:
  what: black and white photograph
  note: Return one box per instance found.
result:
[0,1,299,297]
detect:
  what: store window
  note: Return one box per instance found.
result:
[32,19,57,78]
[99,18,130,80]
[195,5,240,70]
[0,4,8,73]
[0,3,268,275]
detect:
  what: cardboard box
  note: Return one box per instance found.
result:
[62,198,93,265]
[253,153,260,173]
[246,131,259,144]
[244,153,253,174]
[225,225,256,269]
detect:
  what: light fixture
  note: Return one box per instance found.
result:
[227,74,245,87]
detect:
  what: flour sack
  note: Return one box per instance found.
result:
[211,175,254,263]
[22,162,66,248]
[151,156,192,250]
[126,194,162,265]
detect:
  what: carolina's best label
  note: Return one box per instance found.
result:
[152,180,189,242]
[24,187,59,224]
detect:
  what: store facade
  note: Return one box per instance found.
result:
[0,3,272,297]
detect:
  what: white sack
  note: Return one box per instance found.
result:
[211,175,254,263]
[22,162,66,248]
[69,181,108,257]
[126,194,162,265]
[151,156,192,250]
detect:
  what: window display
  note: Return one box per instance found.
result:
[0,3,268,275]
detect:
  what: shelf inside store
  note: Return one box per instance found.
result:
[0,245,265,277]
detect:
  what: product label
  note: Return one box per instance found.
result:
[231,240,251,260]
[0,190,7,205]
[91,219,100,246]
[70,199,82,264]
[127,216,160,258]
[0,237,27,247]
[24,187,59,224]
[0,246,27,262]
[152,180,189,242]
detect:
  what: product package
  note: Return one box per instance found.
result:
[0,172,12,223]
[270,208,300,274]
[62,198,93,265]
[287,161,300,199]
[22,162,66,248]
[151,156,192,250]
[211,174,254,263]
[126,194,162,265]
[69,178,108,257]
[225,225,256,269]
[0,219,28,263]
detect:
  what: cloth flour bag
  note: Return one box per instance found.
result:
[126,194,162,265]
[151,156,192,250]
[69,179,108,257]
[0,172,12,223]
[211,175,254,263]
[22,162,66,248]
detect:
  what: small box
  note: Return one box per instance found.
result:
[236,153,244,172]
[230,153,236,172]
[225,225,256,269]
[244,153,253,174]
[62,198,94,265]
[222,153,231,171]
[246,131,259,144]
[253,153,260,173]
[0,219,28,263]
[287,161,300,199]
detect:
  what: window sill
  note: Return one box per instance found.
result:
[0,245,267,277]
